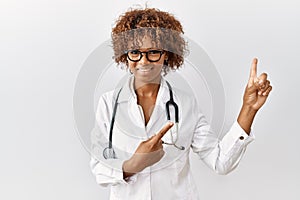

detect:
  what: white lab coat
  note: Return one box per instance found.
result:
[90,76,254,200]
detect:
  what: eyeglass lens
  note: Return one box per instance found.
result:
[127,50,163,62]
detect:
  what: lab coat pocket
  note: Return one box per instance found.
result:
[152,151,194,200]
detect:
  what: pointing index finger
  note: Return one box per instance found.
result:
[152,122,174,142]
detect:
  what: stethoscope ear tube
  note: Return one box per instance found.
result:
[108,88,123,149]
[165,81,179,123]
[104,88,122,159]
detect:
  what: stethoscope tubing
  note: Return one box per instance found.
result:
[103,80,184,159]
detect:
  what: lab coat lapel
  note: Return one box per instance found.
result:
[113,76,147,139]
[115,76,170,138]
[144,78,170,135]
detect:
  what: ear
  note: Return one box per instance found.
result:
[164,52,168,60]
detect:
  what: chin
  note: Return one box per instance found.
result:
[134,73,162,84]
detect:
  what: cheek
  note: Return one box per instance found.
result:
[127,61,136,69]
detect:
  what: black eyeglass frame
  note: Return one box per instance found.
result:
[125,49,165,62]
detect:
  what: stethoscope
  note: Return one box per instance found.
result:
[103,81,185,159]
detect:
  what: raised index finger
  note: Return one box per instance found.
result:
[250,58,258,79]
[152,122,174,142]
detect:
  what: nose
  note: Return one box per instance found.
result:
[139,52,150,64]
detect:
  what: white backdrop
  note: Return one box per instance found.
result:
[1,0,299,199]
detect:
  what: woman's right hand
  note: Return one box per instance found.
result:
[122,122,173,178]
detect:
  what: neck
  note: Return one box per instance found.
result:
[134,79,161,97]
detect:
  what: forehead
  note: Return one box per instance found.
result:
[127,34,162,50]
[112,27,185,58]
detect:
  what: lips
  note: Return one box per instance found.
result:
[136,66,153,72]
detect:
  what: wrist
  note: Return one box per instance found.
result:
[123,159,137,179]
[237,104,258,135]
[241,104,258,114]
[123,157,143,174]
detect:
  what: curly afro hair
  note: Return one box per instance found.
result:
[111,7,188,74]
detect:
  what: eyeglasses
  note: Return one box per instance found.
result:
[126,49,164,62]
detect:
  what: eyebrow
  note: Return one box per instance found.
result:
[131,48,162,51]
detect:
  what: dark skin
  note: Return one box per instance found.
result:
[123,56,272,179]
[123,83,163,179]
[237,58,272,134]
[123,122,173,178]
[136,83,160,126]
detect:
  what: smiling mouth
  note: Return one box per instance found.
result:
[136,66,154,72]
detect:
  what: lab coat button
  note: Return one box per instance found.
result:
[239,136,244,140]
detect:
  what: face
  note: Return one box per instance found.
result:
[127,36,167,86]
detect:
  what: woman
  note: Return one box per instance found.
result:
[90,7,272,200]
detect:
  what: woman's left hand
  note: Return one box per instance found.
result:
[243,58,272,111]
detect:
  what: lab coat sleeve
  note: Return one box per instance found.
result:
[191,100,255,175]
[90,92,137,187]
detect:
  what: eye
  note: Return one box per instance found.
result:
[148,50,162,55]
[129,50,140,55]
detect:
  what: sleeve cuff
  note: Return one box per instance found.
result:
[124,173,138,184]
[110,159,139,185]
[111,159,128,184]
[91,157,138,186]
[220,121,255,155]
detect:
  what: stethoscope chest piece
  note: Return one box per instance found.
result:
[103,147,116,159]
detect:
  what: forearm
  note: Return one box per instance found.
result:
[237,104,258,135]
[122,158,143,179]
[123,160,136,179]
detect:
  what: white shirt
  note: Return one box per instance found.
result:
[90,76,254,200]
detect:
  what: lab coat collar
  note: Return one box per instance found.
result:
[117,75,170,106]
